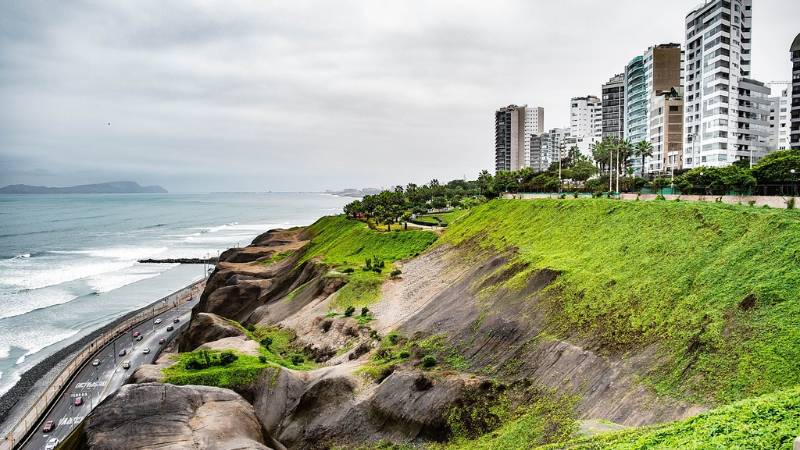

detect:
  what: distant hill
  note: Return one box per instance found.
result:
[0,181,168,194]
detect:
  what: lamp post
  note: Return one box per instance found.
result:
[700,171,704,195]
[558,142,564,195]
[792,169,796,197]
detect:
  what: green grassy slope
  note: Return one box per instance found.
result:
[440,199,800,403]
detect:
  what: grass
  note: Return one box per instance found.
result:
[439,199,800,403]
[330,270,385,311]
[535,385,800,450]
[258,250,293,265]
[301,215,438,266]
[162,350,270,388]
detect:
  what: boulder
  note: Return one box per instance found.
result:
[179,313,248,353]
[79,383,284,450]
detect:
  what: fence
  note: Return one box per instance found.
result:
[0,280,204,450]
[511,192,799,209]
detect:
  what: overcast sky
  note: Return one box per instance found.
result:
[1,1,797,192]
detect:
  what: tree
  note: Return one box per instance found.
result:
[343,200,363,218]
[652,178,670,195]
[571,160,597,185]
[750,150,800,184]
[477,170,493,195]
[635,140,654,178]
[723,170,757,195]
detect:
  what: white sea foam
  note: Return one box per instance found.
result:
[87,271,162,294]
[0,260,135,291]
[74,246,169,260]
[3,327,81,362]
[0,289,78,320]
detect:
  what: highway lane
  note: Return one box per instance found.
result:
[21,299,197,450]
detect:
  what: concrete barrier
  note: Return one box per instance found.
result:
[0,280,204,450]
[510,193,799,208]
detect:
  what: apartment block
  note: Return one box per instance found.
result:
[570,96,602,158]
[650,89,685,175]
[494,104,544,172]
[602,74,625,140]
[768,89,790,150]
[792,33,800,150]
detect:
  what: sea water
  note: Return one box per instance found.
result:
[0,192,350,396]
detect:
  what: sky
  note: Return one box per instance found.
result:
[1,1,798,193]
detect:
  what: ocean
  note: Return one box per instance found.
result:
[0,192,350,396]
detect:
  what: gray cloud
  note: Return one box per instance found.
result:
[1,0,798,192]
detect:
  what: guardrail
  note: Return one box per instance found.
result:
[0,280,204,450]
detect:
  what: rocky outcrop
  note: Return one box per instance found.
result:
[78,383,283,450]
[179,312,249,352]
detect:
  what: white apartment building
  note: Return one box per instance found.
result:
[768,89,791,150]
[683,0,771,168]
[523,106,545,168]
[569,96,602,158]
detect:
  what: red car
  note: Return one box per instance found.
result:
[118,349,126,357]
[133,331,141,338]
[172,317,180,323]
[42,420,55,432]
[158,338,165,345]
[74,396,83,406]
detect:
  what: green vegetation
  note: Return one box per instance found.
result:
[536,385,800,450]
[301,215,437,266]
[441,199,800,402]
[331,270,384,312]
[258,250,293,265]
[162,350,268,388]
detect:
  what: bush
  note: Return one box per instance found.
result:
[361,306,369,316]
[387,332,399,344]
[260,336,273,349]
[372,266,382,273]
[390,269,402,278]
[399,350,411,358]
[219,351,238,366]
[258,356,267,363]
[749,200,756,206]
[342,267,354,274]
[290,354,305,366]
[246,324,256,332]
[573,191,579,198]
[422,355,437,368]
[344,305,355,317]
[788,198,796,210]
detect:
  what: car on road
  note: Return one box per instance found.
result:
[74,396,83,406]
[155,318,162,324]
[135,335,144,341]
[158,338,165,345]
[173,317,180,323]
[166,325,174,331]
[133,331,141,338]
[45,437,59,450]
[123,361,131,369]
[42,420,55,432]
[92,359,100,367]
[142,347,150,354]
[118,349,127,357]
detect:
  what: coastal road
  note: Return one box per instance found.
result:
[20,299,197,450]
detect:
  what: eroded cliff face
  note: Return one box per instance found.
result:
[95,225,708,449]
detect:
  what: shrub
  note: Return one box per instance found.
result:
[558,194,566,199]
[390,269,402,278]
[290,354,305,365]
[788,198,796,210]
[370,329,381,340]
[245,324,256,332]
[573,191,579,198]
[748,200,756,206]
[342,267,354,274]
[260,336,273,349]
[219,351,238,366]
[399,350,411,358]
[422,355,437,368]
[361,306,369,316]
[344,305,356,317]
[258,356,267,363]
[372,266,382,273]
[655,194,666,201]
[387,332,399,344]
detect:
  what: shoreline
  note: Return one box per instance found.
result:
[0,278,204,435]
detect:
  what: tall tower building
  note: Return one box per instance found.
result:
[625,43,683,175]
[791,33,800,150]
[768,89,790,150]
[683,0,770,168]
[570,96,602,158]
[602,74,625,139]
[494,105,544,173]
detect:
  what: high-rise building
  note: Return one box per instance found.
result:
[524,106,545,168]
[626,43,683,175]
[768,89,790,150]
[529,135,544,172]
[569,96,602,158]
[682,0,771,168]
[602,74,625,139]
[494,104,544,173]
[649,89,685,175]
[540,127,570,171]
[791,33,800,150]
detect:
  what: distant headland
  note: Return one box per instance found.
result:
[0,181,168,194]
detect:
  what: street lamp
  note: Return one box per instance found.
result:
[791,169,796,197]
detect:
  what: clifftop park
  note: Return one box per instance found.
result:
[61,198,800,449]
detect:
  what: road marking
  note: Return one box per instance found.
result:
[57,416,84,426]
[74,381,107,389]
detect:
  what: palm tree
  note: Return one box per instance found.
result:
[635,140,654,179]
[612,138,634,192]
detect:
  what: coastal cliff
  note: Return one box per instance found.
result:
[77,200,800,449]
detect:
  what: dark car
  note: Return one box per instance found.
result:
[42,420,55,432]
[135,335,143,341]
[118,349,126,357]
[158,338,165,345]
[133,331,141,338]
[172,317,180,323]
[74,396,83,406]
[166,325,174,331]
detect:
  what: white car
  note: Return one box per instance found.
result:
[45,437,59,450]
[154,318,162,324]
[142,348,150,354]
[123,361,131,369]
